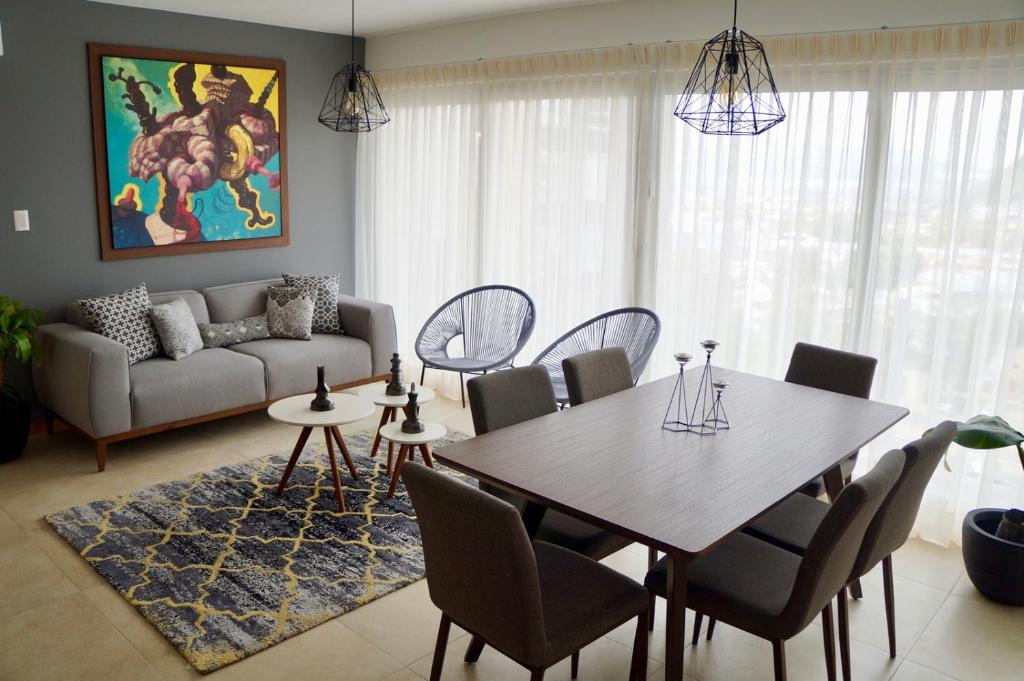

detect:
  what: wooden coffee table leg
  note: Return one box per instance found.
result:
[276,427,313,495]
[370,407,391,458]
[387,409,397,463]
[330,426,360,480]
[387,445,410,498]
[418,444,435,468]
[323,427,346,512]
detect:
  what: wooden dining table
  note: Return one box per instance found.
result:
[433,367,909,681]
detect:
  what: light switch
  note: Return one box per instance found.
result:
[13,210,30,232]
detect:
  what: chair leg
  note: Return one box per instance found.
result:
[530,670,545,681]
[837,587,852,681]
[464,635,486,663]
[647,593,657,631]
[849,578,864,600]
[429,614,451,681]
[772,639,787,681]
[459,372,466,408]
[648,546,658,568]
[707,617,716,641]
[421,364,426,384]
[630,610,649,681]
[882,555,896,657]
[822,602,837,681]
[571,650,580,679]
[692,612,704,645]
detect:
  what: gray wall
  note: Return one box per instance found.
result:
[0,0,362,397]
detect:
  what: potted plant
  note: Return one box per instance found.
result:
[952,415,1024,605]
[0,297,42,463]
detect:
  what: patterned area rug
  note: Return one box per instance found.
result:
[46,430,470,673]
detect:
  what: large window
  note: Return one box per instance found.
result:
[357,24,1024,543]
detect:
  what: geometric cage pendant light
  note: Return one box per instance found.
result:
[674,0,785,135]
[318,0,390,132]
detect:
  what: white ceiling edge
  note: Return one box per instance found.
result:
[86,0,616,37]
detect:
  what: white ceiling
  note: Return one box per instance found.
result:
[89,0,612,36]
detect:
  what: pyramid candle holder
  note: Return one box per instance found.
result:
[662,352,693,432]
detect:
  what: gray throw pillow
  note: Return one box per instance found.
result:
[199,315,270,348]
[78,283,162,364]
[266,287,315,340]
[282,273,343,334]
[150,297,203,360]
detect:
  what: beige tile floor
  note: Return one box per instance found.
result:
[0,393,1020,681]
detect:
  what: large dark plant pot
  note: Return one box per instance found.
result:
[962,508,1024,606]
[0,397,31,464]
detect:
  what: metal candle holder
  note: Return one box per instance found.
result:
[704,380,731,432]
[684,340,719,436]
[662,352,693,432]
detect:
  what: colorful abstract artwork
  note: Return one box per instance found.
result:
[89,44,289,260]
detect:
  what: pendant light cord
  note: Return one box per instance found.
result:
[351,0,356,65]
[732,0,738,29]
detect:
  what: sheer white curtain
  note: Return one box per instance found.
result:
[357,22,1024,544]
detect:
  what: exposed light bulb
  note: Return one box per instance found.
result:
[717,50,742,110]
[341,88,363,117]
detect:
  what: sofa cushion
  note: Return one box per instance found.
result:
[129,349,267,429]
[78,283,162,364]
[282,273,343,334]
[200,315,270,348]
[229,335,372,399]
[266,286,315,340]
[202,279,282,323]
[150,297,203,360]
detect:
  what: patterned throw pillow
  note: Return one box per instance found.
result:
[150,297,203,360]
[266,287,315,340]
[78,283,162,364]
[199,315,271,349]
[282,273,343,334]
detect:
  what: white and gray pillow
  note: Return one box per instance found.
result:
[78,283,162,364]
[282,273,342,334]
[266,287,315,340]
[150,297,203,360]
[199,315,270,348]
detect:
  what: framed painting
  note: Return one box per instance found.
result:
[88,44,289,260]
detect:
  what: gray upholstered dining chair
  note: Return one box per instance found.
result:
[466,366,633,560]
[532,307,660,406]
[736,422,956,680]
[416,284,536,407]
[402,462,650,681]
[644,450,906,681]
[562,347,635,407]
[785,342,878,497]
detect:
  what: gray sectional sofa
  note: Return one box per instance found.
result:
[33,278,397,471]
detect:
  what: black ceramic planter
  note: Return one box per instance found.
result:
[962,508,1024,606]
[0,397,31,464]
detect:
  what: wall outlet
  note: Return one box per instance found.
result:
[13,210,30,232]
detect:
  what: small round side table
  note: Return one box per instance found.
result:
[357,382,436,462]
[268,393,374,512]
[378,421,446,498]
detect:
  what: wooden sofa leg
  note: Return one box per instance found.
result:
[95,441,107,472]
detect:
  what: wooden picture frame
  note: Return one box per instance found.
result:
[88,43,289,260]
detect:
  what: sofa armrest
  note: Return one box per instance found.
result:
[337,295,398,376]
[33,323,131,438]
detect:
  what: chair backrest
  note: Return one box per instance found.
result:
[532,307,661,385]
[850,421,957,577]
[785,342,877,399]
[402,462,547,662]
[415,285,536,367]
[467,365,558,436]
[562,347,634,406]
[780,449,905,635]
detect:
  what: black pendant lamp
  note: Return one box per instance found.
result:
[674,0,785,135]
[318,0,389,132]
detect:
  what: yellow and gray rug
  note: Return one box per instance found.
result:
[46,430,469,673]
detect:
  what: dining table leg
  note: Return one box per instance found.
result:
[664,550,690,681]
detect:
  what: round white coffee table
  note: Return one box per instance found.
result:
[268,393,374,512]
[378,420,447,498]
[357,382,436,460]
